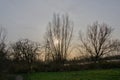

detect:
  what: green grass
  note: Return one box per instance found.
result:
[24,69,120,80]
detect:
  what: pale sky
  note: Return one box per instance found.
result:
[0,0,120,42]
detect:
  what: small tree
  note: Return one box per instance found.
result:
[44,14,73,64]
[108,39,120,57]
[79,22,116,63]
[0,27,8,77]
[11,39,40,72]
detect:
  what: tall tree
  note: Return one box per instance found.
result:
[44,14,73,64]
[79,22,116,63]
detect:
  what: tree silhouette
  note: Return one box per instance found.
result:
[79,22,116,63]
[44,14,73,64]
[11,39,40,71]
[0,27,8,76]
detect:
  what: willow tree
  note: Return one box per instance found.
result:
[44,14,73,64]
[79,22,116,63]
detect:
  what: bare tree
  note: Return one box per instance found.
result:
[44,14,73,64]
[11,39,41,71]
[79,22,116,63]
[0,27,7,73]
[107,39,120,58]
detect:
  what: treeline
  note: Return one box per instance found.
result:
[0,14,120,74]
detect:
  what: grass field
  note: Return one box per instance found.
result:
[23,69,120,80]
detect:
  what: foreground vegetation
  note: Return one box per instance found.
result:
[23,69,120,80]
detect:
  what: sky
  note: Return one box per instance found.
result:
[0,0,120,43]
